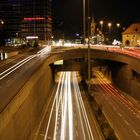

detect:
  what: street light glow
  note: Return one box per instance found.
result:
[100,20,103,25]
[100,20,103,31]
[0,19,4,24]
[108,22,112,27]
[116,23,120,28]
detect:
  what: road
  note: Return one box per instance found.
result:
[0,46,51,112]
[30,71,103,140]
[91,70,140,140]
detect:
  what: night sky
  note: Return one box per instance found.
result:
[52,0,140,38]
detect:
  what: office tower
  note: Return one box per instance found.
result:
[0,0,52,41]
[21,0,52,41]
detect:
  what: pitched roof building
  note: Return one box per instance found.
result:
[122,23,140,47]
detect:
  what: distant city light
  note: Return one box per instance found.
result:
[112,39,121,46]
[116,23,120,28]
[100,20,103,25]
[0,19,4,24]
[26,36,39,39]
[1,21,4,24]
[75,33,80,37]
[108,22,112,27]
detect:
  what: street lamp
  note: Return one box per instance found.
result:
[116,23,120,28]
[1,21,4,25]
[108,22,112,34]
[87,0,91,95]
[0,20,4,25]
[83,0,91,95]
[100,20,103,31]
[108,22,112,44]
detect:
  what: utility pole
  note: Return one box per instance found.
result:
[87,0,91,95]
[83,0,86,45]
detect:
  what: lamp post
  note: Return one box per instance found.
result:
[83,0,86,45]
[83,0,91,95]
[100,20,103,31]
[0,20,4,26]
[108,22,112,44]
[87,0,91,95]
[108,22,112,34]
[116,23,120,28]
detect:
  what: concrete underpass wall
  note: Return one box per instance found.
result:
[131,72,140,100]
[111,64,132,94]
[0,62,53,140]
[111,64,140,100]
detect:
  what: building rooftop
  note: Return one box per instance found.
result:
[122,23,140,35]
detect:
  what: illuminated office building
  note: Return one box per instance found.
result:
[21,0,52,41]
[0,0,52,41]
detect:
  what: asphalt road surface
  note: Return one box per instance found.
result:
[92,70,140,140]
[30,71,102,140]
[0,46,51,112]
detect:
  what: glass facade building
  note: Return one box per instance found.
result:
[0,0,52,41]
[21,0,52,41]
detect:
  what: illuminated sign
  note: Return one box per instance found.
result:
[26,36,39,39]
[24,17,45,21]
[54,60,63,65]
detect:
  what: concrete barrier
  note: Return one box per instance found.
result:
[0,60,54,140]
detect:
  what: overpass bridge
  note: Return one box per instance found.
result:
[0,45,140,140]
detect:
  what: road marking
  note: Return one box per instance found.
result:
[47,136,52,140]
[133,112,136,115]
[132,130,139,136]
[108,101,112,105]
[124,120,129,125]
[76,130,79,136]
[113,106,116,110]
[118,113,122,117]
[40,133,45,137]
[128,101,133,106]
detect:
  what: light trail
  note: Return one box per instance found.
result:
[0,55,34,76]
[73,72,94,140]
[68,72,73,140]
[73,73,86,140]
[60,72,68,140]
[0,55,36,80]
[96,71,140,117]
[44,72,63,140]
[44,71,95,140]
[53,72,65,140]
[93,71,140,138]
[0,46,51,80]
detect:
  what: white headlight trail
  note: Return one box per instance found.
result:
[72,72,86,140]
[68,72,73,140]
[73,72,94,140]
[44,72,63,140]
[60,72,68,140]
[0,55,36,80]
[53,72,65,140]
